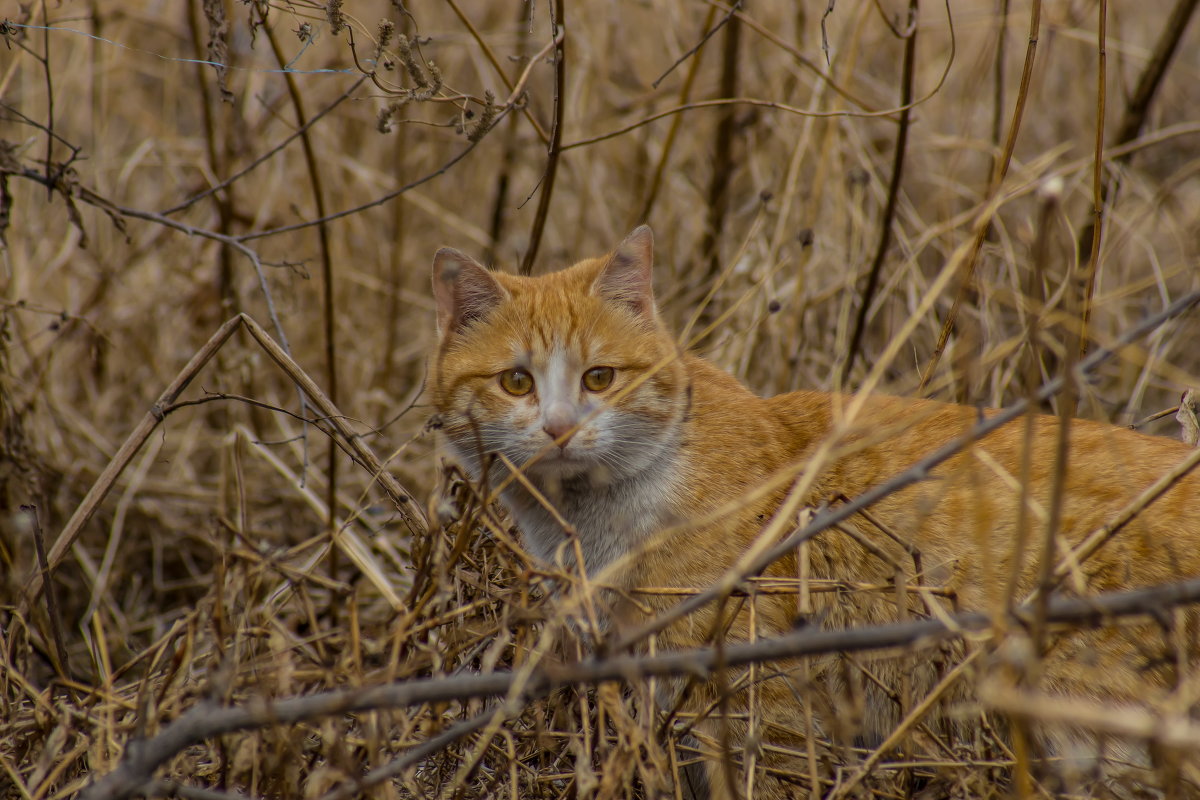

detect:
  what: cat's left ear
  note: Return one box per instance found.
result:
[595,225,657,321]
[433,248,508,336]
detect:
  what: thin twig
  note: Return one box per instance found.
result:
[161,77,367,216]
[24,504,72,682]
[1031,246,1081,649]
[185,0,238,314]
[652,1,740,89]
[566,0,958,153]
[918,0,1042,392]
[39,0,54,202]
[1005,182,1059,609]
[236,121,499,241]
[1130,404,1181,429]
[317,711,497,800]
[1041,444,1200,596]
[1075,0,1107,363]
[483,1,533,263]
[981,681,1200,749]
[443,0,550,145]
[636,4,718,226]
[562,96,908,152]
[719,1,880,111]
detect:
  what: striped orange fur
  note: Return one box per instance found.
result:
[430,226,1200,798]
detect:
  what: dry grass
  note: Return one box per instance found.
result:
[2,0,1199,798]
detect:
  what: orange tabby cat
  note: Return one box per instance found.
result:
[429,226,1200,798]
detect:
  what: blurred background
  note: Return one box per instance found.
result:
[2,1,1198,797]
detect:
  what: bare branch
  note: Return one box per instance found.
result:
[78,576,1200,800]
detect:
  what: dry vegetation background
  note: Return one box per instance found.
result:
[2,0,1200,798]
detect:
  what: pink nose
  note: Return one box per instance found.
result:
[543,405,576,445]
[543,420,575,445]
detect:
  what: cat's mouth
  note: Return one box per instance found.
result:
[531,448,584,467]
[521,449,603,481]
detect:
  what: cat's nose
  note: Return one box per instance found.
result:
[542,404,577,446]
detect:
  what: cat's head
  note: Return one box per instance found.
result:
[429,226,688,486]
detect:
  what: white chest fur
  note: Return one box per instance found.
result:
[501,452,681,578]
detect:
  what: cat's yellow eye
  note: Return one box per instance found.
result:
[582,366,615,392]
[499,368,534,396]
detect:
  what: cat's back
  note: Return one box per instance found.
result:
[674,356,809,502]
[762,386,1200,589]
[764,386,1195,493]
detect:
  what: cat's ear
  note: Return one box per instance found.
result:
[595,225,657,321]
[432,248,508,336]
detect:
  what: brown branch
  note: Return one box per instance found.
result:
[840,0,920,384]
[18,314,427,614]
[696,9,741,311]
[1077,0,1199,357]
[77,576,1200,800]
[519,0,565,276]
[260,16,341,580]
[562,96,906,152]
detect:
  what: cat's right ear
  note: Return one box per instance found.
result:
[595,224,657,322]
[432,248,508,336]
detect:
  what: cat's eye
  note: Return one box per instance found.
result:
[499,368,534,396]
[582,366,615,392]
